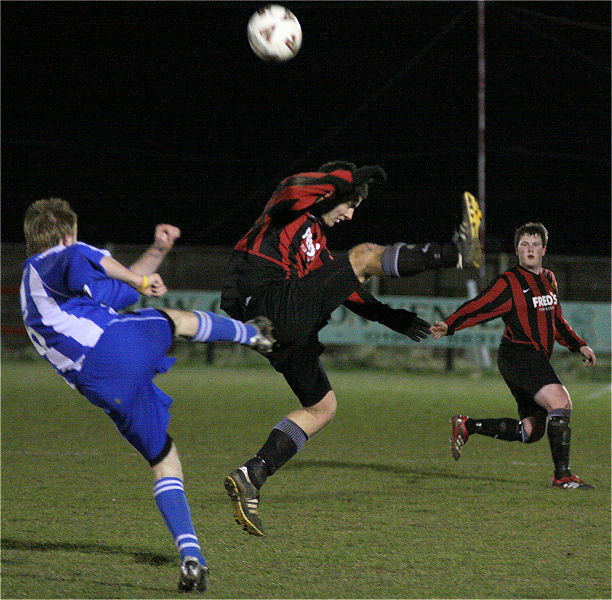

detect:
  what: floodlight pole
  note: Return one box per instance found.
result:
[477,0,486,279]
[466,0,492,368]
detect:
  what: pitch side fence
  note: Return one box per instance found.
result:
[3,244,610,354]
[134,291,611,354]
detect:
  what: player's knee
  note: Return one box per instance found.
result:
[158,308,182,336]
[321,400,337,425]
[551,392,572,412]
[348,243,384,279]
[535,384,572,412]
[312,391,337,426]
[160,309,201,338]
[349,242,380,263]
[526,430,544,443]
[150,437,183,479]
[520,416,546,443]
[523,424,545,443]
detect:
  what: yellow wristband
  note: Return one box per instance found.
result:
[137,275,149,293]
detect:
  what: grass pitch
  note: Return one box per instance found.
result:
[1,356,610,599]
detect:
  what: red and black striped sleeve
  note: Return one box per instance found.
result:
[553,305,587,352]
[445,276,513,334]
[238,169,356,254]
[264,169,355,215]
[544,271,587,352]
[343,288,388,320]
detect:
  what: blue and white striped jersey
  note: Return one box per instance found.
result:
[20,242,140,386]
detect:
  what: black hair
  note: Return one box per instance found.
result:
[316,160,368,204]
[317,160,358,174]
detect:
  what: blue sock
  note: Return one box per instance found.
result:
[153,477,206,566]
[192,310,256,344]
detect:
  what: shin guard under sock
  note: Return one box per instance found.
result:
[547,409,572,478]
[381,242,458,277]
[245,418,308,489]
[467,417,522,442]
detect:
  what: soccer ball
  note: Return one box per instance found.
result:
[247,5,302,62]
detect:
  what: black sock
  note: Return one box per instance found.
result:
[381,242,458,277]
[467,417,522,441]
[245,418,308,489]
[547,411,572,478]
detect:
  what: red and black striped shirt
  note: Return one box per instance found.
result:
[222,168,379,312]
[233,169,355,279]
[445,266,586,358]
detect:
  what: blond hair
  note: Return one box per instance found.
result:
[24,198,78,255]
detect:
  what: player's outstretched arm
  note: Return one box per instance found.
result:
[130,224,181,275]
[100,255,167,296]
[344,296,429,342]
[430,321,449,339]
[381,308,430,342]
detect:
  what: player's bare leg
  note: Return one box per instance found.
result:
[348,192,484,283]
[224,393,335,536]
[285,390,337,437]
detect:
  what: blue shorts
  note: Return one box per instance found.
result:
[75,309,176,463]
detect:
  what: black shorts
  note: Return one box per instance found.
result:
[240,252,361,407]
[497,340,561,420]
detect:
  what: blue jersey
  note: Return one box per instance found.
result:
[20,242,139,386]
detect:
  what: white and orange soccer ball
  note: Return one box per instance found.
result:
[247,5,302,62]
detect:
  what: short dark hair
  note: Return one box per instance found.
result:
[317,160,368,204]
[514,222,548,250]
[317,160,358,174]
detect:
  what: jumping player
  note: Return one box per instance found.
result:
[431,222,596,489]
[20,198,276,592]
[220,160,484,535]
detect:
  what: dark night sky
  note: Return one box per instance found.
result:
[2,1,610,255]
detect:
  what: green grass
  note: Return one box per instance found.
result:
[1,357,610,599]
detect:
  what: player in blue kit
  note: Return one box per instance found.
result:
[20,198,275,592]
